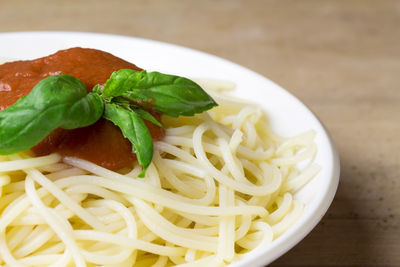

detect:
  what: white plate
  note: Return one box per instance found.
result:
[0,31,340,266]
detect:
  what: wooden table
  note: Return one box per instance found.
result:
[0,1,398,266]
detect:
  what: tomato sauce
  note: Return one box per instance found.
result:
[0,47,164,170]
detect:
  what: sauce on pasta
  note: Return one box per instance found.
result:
[0,48,163,169]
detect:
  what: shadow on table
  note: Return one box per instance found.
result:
[269,161,385,267]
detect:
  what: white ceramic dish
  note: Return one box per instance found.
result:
[0,31,340,266]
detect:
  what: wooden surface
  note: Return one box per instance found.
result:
[0,0,399,266]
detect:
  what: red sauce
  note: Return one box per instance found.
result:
[0,47,164,169]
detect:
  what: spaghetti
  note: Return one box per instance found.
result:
[0,84,319,267]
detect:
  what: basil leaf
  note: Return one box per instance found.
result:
[103,103,153,177]
[0,75,104,155]
[134,108,162,127]
[102,69,217,117]
[62,92,104,129]
[101,69,142,100]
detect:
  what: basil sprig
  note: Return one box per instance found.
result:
[0,69,217,177]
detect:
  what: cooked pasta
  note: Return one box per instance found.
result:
[0,83,319,267]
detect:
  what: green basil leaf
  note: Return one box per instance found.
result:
[103,103,153,177]
[62,92,104,129]
[133,108,162,127]
[101,69,143,100]
[0,75,104,155]
[102,69,217,117]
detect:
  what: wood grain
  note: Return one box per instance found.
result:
[0,0,398,266]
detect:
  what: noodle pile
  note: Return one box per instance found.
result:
[0,85,319,267]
